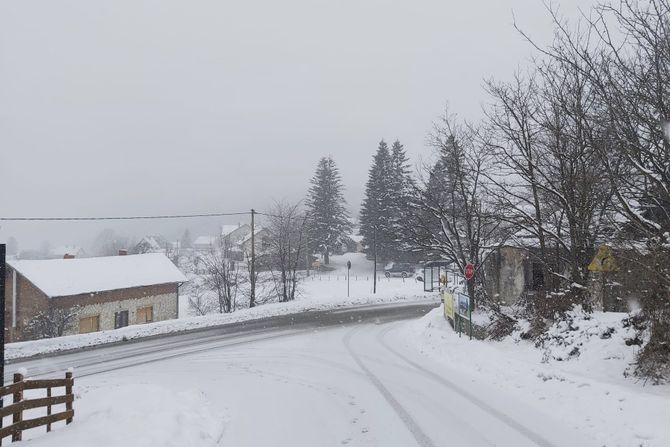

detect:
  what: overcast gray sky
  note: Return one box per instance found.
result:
[0,0,595,249]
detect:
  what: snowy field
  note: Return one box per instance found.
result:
[8,253,430,360]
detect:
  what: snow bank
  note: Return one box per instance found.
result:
[402,307,670,446]
[25,383,226,446]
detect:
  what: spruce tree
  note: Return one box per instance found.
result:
[306,156,351,264]
[388,140,414,257]
[359,140,394,261]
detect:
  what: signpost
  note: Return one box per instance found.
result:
[455,291,472,340]
[443,290,454,320]
[464,263,475,281]
[346,260,351,298]
[588,245,618,311]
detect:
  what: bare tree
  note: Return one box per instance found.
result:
[187,281,217,316]
[200,238,240,313]
[407,112,504,307]
[515,0,670,381]
[265,201,308,302]
[25,306,81,339]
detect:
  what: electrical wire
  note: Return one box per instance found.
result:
[0,211,251,222]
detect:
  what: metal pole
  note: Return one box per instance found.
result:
[250,209,256,308]
[347,267,350,298]
[0,244,6,387]
[373,226,377,294]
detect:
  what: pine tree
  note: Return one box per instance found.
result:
[359,140,395,261]
[180,229,193,249]
[388,140,415,257]
[360,140,416,262]
[306,156,351,264]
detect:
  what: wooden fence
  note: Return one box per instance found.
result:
[0,371,74,443]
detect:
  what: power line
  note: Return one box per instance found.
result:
[0,211,251,222]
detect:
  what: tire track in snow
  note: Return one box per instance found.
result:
[377,325,556,447]
[343,327,437,447]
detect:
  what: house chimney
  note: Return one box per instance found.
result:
[63,254,75,259]
[118,249,128,256]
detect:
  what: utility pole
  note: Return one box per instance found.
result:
[347,260,351,297]
[373,226,377,294]
[250,209,256,308]
[0,244,6,386]
[305,235,310,278]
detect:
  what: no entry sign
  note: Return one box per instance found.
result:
[464,263,475,281]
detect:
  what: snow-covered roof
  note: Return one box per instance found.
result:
[50,245,85,257]
[136,235,168,252]
[8,253,187,298]
[240,227,268,245]
[193,235,217,246]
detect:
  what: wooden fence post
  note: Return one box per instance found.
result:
[46,387,52,432]
[65,371,73,424]
[11,372,23,442]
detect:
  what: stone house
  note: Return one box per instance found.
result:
[483,245,552,305]
[483,243,641,311]
[4,252,187,342]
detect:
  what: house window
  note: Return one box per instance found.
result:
[137,306,153,324]
[114,310,129,329]
[79,315,100,334]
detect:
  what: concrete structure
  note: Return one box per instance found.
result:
[4,253,187,342]
[483,246,548,305]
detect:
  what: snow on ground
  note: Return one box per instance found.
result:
[400,306,670,446]
[8,253,430,361]
[22,383,226,447]
[20,321,587,447]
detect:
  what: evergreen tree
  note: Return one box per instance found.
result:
[360,140,416,261]
[305,156,351,264]
[388,140,415,256]
[359,140,395,260]
[180,228,193,249]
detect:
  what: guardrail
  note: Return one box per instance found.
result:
[0,370,74,443]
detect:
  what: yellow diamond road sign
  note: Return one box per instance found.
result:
[588,245,617,272]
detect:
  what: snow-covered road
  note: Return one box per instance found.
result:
[19,305,592,447]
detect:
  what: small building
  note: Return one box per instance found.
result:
[49,245,87,259]
[4,253,187,342]
[220,224,251,245]
[133,235,170,254]
[193,235,217,252]
[482,245,550,306]
[239,228,271,256]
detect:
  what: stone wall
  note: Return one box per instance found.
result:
[68,292,178,335]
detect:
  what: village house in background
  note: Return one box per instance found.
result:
[3,252,187,342]
[133,235,171,254]
[48,245,88,259]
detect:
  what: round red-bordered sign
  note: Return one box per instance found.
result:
[464,263,475,281]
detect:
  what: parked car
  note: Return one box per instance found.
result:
[384,262,415,278]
